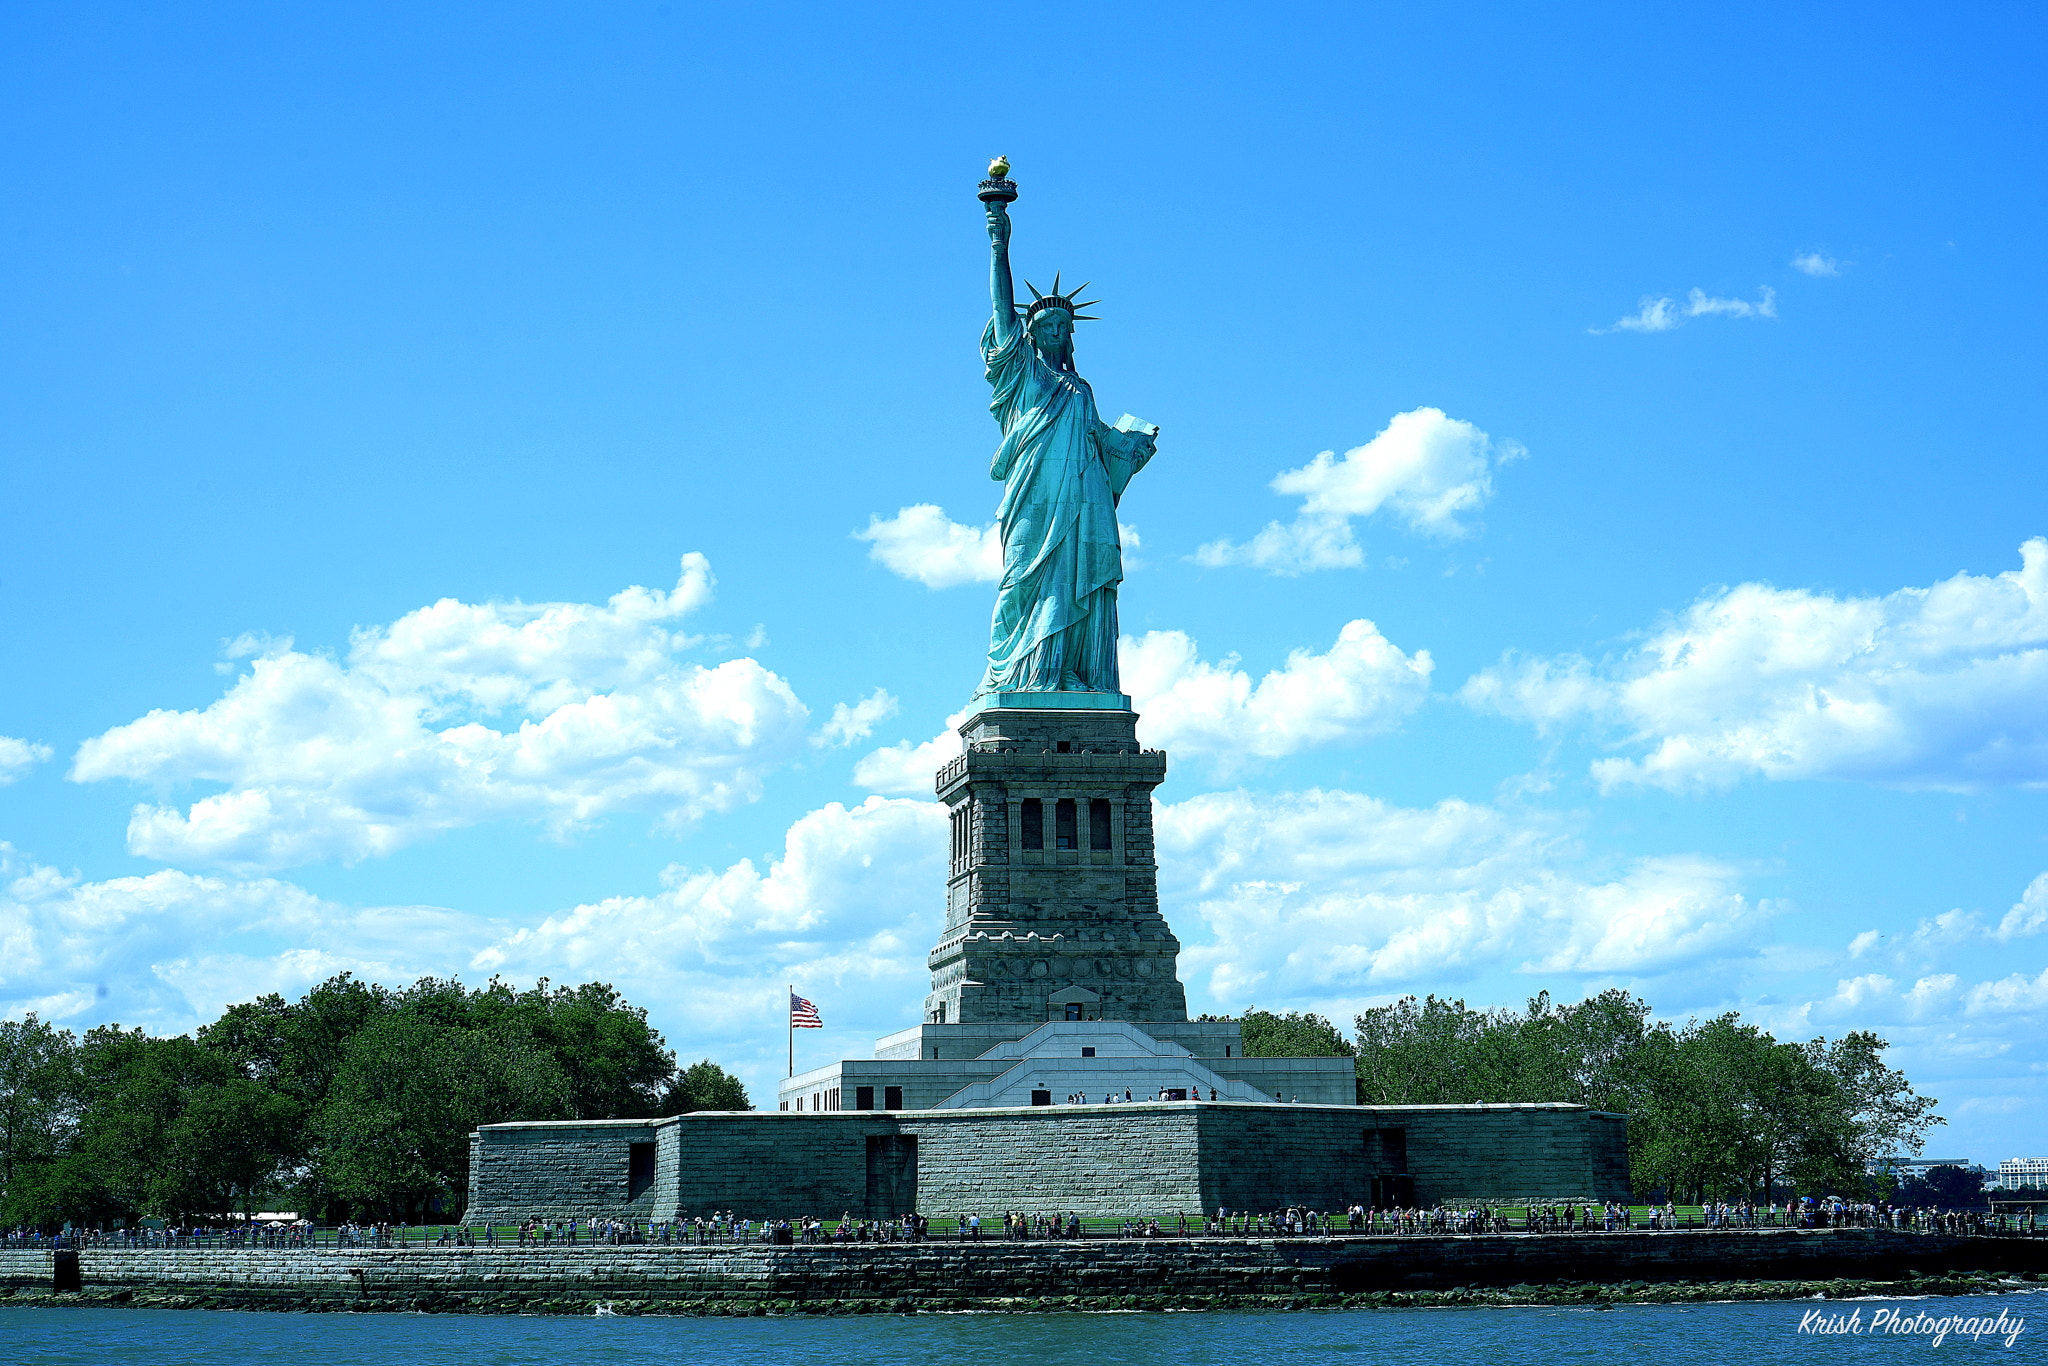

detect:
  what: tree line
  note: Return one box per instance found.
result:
[1226,988,1943,1204]
[0,975,749,1229]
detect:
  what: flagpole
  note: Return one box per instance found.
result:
[788,983,794,1079]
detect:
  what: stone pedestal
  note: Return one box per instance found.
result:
[923,705,1188,1026]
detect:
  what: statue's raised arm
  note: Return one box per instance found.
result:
[987,200,1019,352]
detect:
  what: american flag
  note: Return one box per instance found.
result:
[790,992,823,1028]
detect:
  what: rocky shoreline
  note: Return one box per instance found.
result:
[4,1267,2040,1316]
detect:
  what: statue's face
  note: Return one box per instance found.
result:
[1029,308,1073,354]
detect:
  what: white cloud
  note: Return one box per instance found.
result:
[813,688,899,749]
[1835,875,2048,977]
[1905,908,1987,953]
[0,841,498,1032]
[1195,408,1522,573]
[855,508,1149,587]
[1968,967,2048,1015]
[856,505,1001,588]
[1808,971,1969,1026]
[1462,539,2048,792]
[1685,286,1778,320]
[471,796,947,1071]
[852,620,1431,791]
[1122,620,1432,771]
[1157,789,1769,1005]
[0,788,944,1093]
[1998,873,2048,942]
[1118,522,1145,572]
[70,555,811,870]
[1791,252,1841,277]
[1595,286,1778,334]
[0,792,945,1092]
[852,711,967,796]
[347,553,717,712]
[1604,297,1682,334]
[0,737,53,786]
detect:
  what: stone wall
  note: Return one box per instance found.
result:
[466,1101,1629,1225]
[1353,1105,1632,1205]
[911,1109,1204,1214]
[2,1229,2039,1308]
[466,1119,669,1223]
[927,708,1187,1026]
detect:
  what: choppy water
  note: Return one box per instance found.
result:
[4,1294,2037,1362]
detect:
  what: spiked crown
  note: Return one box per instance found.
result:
[1019,271,1101,327]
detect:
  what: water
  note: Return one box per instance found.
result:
[3,1294,2038,1364]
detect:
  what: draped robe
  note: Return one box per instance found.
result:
[975,317,1152,697]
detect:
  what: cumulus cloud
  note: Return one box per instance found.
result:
[1195,409,1522,573]
[852,710,966,796]
[1462,539,2048,792]
[1157,789,1769,1004]
[1838,874,2048,982]
[1967,967,2048,1015]
[1596,286,1778,334]
[1122,620,1432,771]
[0,792,941,1071]
[856,505,1001,588]
[813,689,899,749]
[852,621,1431,791]
[0,791,944,1088]
[70,555,811,870]
[472,796,946,1067]
[1793,957,2048,1073]
[0,841,497,1033]
[855,506,1146,587]
[1998,873,2048,942]
[1806,971,1967,1027]
[0,737,53,785]
[1791,252,1841,277]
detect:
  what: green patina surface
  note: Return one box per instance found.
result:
[973,169,1155,704]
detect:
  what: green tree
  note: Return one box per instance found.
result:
[63,1028,292,1220]
[165,1076,300,1218]
[466,977,675,1119]
[1544,989,1654,1113]
[1,974,707,1226]
[0,1015,79,1193]
[317,1015,571,1218]
[1813,1030,1943,1185]
[1354,995,1477,1104]
[1898,1165,1988,1209]
[659,1059,751,1114]
[1352,994,1558,1104]
[1348,990,1939,1204]
[1205,1008,1357,1068]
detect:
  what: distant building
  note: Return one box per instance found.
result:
[1875,1156,1977,1181]
[1998,1156,2048,1191]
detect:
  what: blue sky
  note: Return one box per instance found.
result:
[3,3,2045,1162]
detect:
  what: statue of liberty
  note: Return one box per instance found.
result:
[974,160,1157,701]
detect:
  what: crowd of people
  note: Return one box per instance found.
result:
[1,1220,317,1249]
[4,1198,2036,1250]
